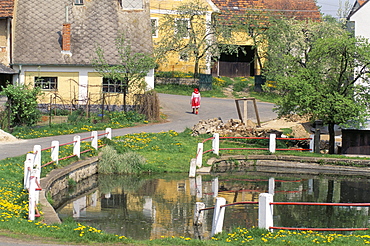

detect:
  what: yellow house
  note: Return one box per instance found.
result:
[150,0,220,75]
[11,0,154,111]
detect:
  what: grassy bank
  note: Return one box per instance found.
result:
[1,128,370,245]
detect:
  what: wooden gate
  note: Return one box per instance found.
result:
[212,61,251,77]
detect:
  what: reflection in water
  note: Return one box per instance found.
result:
[56,172,370,240]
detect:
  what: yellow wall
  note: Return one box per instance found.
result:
[25,71,140,106]
[151,0,213,74]
[0,19,8,65]
[25,71,80,105]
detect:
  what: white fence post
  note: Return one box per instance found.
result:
[33,145,41,178]
[258,193,274,231]
[211,197,226,236]
[212,177,219,198]
[268,177,275,195]
[91,131,98,150]
[212,133,219,155]
[196,143,203,167]
[106,128,112,140]
[309,134,314,153]
[73,135,81,158]
[24,153,34,189]
[51,140,59,165]
[189,158,197,178]
[194,202,205,225]
[269,133,276,153]
[28,169,38,221]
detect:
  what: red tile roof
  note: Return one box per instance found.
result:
[213,0,321,21]
[0,0,14,18]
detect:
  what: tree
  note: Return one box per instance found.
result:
[154,0,238,77]
[264,18,370,154]
[1,84,41,127]
[92,33,156,111]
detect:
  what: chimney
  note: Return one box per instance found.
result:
[62,23,71,53]
[61,6,72,55]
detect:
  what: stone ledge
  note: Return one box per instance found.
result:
[39,156,99,224]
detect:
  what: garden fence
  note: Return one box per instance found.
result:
[194,193,370,236]
[24,128,112,220]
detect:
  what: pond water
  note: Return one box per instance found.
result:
[56,170,370,240]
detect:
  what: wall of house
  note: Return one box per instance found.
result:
[150,0,215,75]
[12,65,153,110]
[0,19,9,65]
[349,3,370,40]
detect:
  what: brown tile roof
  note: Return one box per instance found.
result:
[13,0,153,66]
[0,0,14,18]
[213,0,321,21]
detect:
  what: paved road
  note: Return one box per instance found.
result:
[0,93,277,160]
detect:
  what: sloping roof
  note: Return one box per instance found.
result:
[212,0,321,21]
[0,63,16,74]
[13,0,153,66]
[0,0,14,18]
[348,0,369,18]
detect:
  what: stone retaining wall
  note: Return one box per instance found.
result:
[39,156,98,224]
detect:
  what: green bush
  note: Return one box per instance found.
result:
[1,84,42,127]
[155,71,194,78]
[98,146,146,174]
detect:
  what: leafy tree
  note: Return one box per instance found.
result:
[92,33,156,111]
[154,0,239,77]
[1,84,41,127]
[264,18,370,154]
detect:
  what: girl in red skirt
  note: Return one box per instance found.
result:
[190,88,201,114]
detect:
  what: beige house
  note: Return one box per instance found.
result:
[0,0,16,89]
[12,0,154,111]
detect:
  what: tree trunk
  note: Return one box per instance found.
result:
[328,123,335,154]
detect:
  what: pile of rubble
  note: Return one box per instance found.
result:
[191,118,281,137]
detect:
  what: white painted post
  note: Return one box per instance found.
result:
[189,177,196,196]
[211,197,226,236]
[268,177,275,195]
[91,131,98,150]
[24,153,34,189]
[258,193,274,231]
[73,135,81,158]
[212,177,219,198]
[28,170,37,221]
[309,134,314,153]
[194,202,205,225]
[212,133,219,155]
[189,158,197,178]
[196,175,202,198]
[105,128,112,140]
[196,143,203,167]
[33,145,41,178]
[269,133,276,153]
[51,140,59,165]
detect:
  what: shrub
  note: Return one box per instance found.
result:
[98,146,146,174]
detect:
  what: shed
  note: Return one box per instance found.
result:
[341,120,370,155]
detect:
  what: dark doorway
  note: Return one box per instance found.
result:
[212,45,255,77]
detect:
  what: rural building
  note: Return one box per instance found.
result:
[11,0,154,111]
[0,0,16,89]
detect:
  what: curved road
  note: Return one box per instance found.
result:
[0,93,277,160]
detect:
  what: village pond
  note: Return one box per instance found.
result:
[55,171,370,240]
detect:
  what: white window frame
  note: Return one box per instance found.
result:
[175,18,190,39]
[151,18,159,38]
[35,77,58,90]
[121,0,144,10]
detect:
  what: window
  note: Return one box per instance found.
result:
[35,77,58,90]
[179,52,189,61]
[151,18,158,38]
[175,18,189,38]
[102,78,127,93]
[74,0,83,5]
[121,0,143,10]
